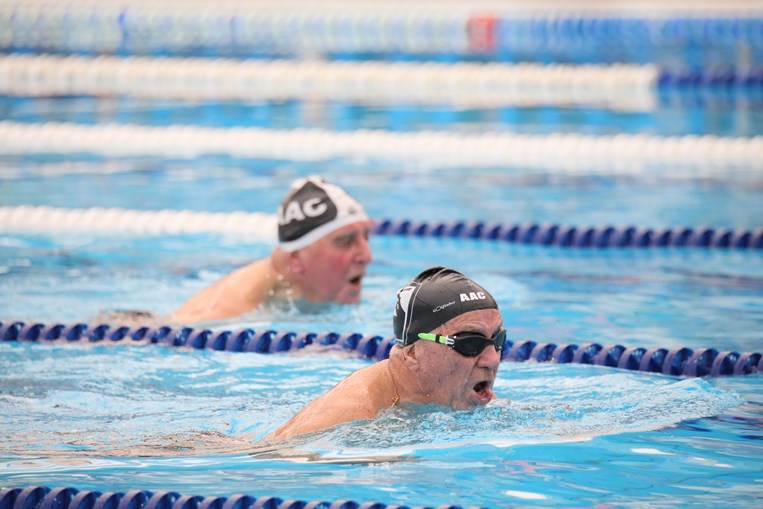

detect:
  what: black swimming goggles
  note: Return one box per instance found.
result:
[417,328,507,357]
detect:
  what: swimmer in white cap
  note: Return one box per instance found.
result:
[171,176,372,323]
[265,266,504,441]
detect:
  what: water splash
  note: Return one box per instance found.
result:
[279,372,743,461]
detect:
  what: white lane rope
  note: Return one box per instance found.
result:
[0,205,278,239]
[0,54,658,111]
[1,121,760,174]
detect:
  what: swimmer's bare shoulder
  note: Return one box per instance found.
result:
[265,362,388,441]
[171,258,275,323]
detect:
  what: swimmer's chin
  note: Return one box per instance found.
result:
[334,289,363,304]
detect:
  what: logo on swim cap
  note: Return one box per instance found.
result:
[277,176,368,252]
[433,301,456,313]
[395,285,417,318]
[460,292,486,302]
[393,266,498,347]
[279,196,331,225]
[393,284,418,340]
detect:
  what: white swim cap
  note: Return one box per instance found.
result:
[277,176,369,252]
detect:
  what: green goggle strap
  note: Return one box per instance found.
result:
[417,332,453,346]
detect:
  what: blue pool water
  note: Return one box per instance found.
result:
[1,3,763,508]
[0,342,758,508]
[2,95,763,136]
[1,165,762,506]
[2,232,763,353]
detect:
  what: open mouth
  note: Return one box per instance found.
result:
[473,380,492,397]
[473,380,489,392]
[348,275,363,286]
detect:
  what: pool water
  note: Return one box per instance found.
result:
[0,342,757,508]
[1,170,762,506]
[3,95,763,136]
[1,3,763,508]
[2,232,763,353]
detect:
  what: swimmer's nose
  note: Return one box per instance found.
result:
[477,342,501,371]
[355,233,372,264]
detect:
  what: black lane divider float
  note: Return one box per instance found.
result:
[372,220,763,250]
[0,485,481,509]
[1,321,760,377]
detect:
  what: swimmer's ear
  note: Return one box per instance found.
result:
[288,251,306,275]
[401,343,422,372]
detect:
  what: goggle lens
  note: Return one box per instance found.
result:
[417,328,506,357]
[451,329,507,356]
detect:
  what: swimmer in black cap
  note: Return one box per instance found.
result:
[266,266,504,441]
[171,176,372,323]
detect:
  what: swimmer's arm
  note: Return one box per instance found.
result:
[264,380,380,441]
[172,259,271,322]
[265,411,368,441]
[265,397,378,441]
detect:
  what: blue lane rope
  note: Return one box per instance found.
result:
[1,321,760,377]
[372,220,763,250]
[0,486,483,509]
[4,8,763,69]
[658,69,763,87]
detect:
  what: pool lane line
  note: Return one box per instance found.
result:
[1,206,761,250]
[0,485,483,509]
[1,122,761,172]
[0,55,658,111]
[2,321,761,377]
[2,55,758,107]
[3,2,763,63]
[374,220,763,250]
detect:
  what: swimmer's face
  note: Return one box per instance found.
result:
[292,220,373,304]
[413,308,502,410]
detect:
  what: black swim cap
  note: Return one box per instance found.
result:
[278,176,368,252]
[393,266,498,347]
